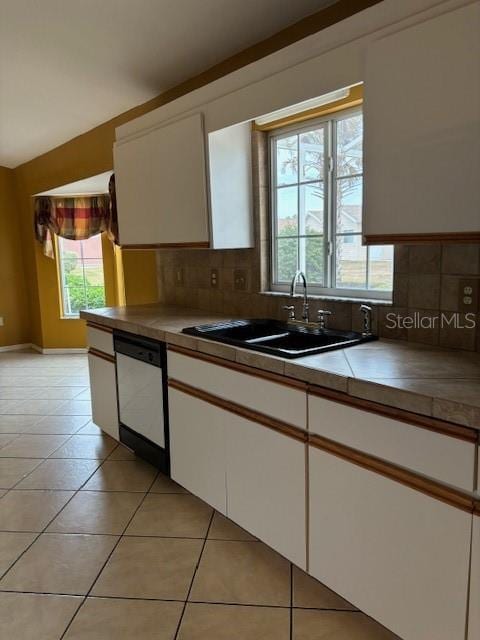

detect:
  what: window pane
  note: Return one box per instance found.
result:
[64,287,87,315]
[80,234,103,259]
[300,182,324,235]
[336,114,363,177]
[336,177,362,234]
[276,186,298,236]
[276,135,297,186]
[85,286,106,309]
[368,245,394,291]
[336,234,367,289]
[276,238,298,283]
[299,128,324,182]
[58,234,105,318]
[302,236,324,286]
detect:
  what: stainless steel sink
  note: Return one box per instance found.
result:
[182,319,376,358]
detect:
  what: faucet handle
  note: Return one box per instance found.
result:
[283,305,295,320]
[317,309,332,329]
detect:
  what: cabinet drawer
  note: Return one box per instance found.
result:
[168,350,306,429]
[308,393,476,492]
[87,326,114,356]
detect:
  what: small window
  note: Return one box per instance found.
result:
[270,109,393,299]
[57,234,106,318]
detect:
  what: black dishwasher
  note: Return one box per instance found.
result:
[114,332,170,473]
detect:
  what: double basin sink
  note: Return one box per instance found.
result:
[182,318,376,359]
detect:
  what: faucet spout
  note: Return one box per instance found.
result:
[290,271,309,322]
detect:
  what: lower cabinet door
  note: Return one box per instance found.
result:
[469,514,480,640]
[88,354,119,440]
[226,414,306,569]
[309,447,471,640]
[168,388,227,514]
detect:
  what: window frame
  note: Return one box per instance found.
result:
[269,107,392,300]
[55,234,107,319]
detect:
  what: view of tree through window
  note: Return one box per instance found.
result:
[57,234,106,317]
[271,109,393,297]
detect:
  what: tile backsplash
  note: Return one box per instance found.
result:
[156,243,480,352]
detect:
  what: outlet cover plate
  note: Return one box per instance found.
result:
[458,278,479,312]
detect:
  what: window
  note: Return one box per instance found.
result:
[270,109,393,298]
[57,234,106,318]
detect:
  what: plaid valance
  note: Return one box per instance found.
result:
[34,175,118,258]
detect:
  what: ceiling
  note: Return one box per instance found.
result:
[0,0,336,168]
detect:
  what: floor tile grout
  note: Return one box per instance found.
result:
[58,468,161,639]
[172,509,215,640]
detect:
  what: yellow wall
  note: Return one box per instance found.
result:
[13,116,160,349]
[0,167,31,347]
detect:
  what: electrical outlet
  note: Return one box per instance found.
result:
[175,267,184,286]
[210,268,219,288]
[458,278,479,312]
[233,269,247,291]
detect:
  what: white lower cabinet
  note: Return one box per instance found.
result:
[469,514,480,640]
[226,414,306,569]
[168,384,306,567]
[87,353,119,440]
[168,388,227,514]
[309,446,472,640]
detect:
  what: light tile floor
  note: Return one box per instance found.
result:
[0,350,399,639]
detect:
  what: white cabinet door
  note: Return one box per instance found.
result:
[168,387,227,514]
[469,514,480,640]
[364,2,480,239]
[88,354,119,440]
[114,113,209,246]
[226,415,306,569]
[309,446,471,640]
[114,132,153,246]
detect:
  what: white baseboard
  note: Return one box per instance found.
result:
[1,343,88,355]
[0,343,32,353]
[31,345,88,354]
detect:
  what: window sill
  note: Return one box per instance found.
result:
[260,291,393,306]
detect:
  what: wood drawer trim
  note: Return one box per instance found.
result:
[308,384,477,443]
[169,378,308,443]
[86,322,114,334]
[88,347,116,364]
[121,242,210,250]
[364,232,480,245]
[474,501,480,516]
[168,345,307,390]
[309,433,474,513]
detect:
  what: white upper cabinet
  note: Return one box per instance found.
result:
[114,113,209,247]
[114,112,253,248]
[363,2,480,241]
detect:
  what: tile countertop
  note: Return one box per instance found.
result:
[80,304,480,431]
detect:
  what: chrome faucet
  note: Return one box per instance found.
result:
[360,304,373,337]
[289,270,309,322]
